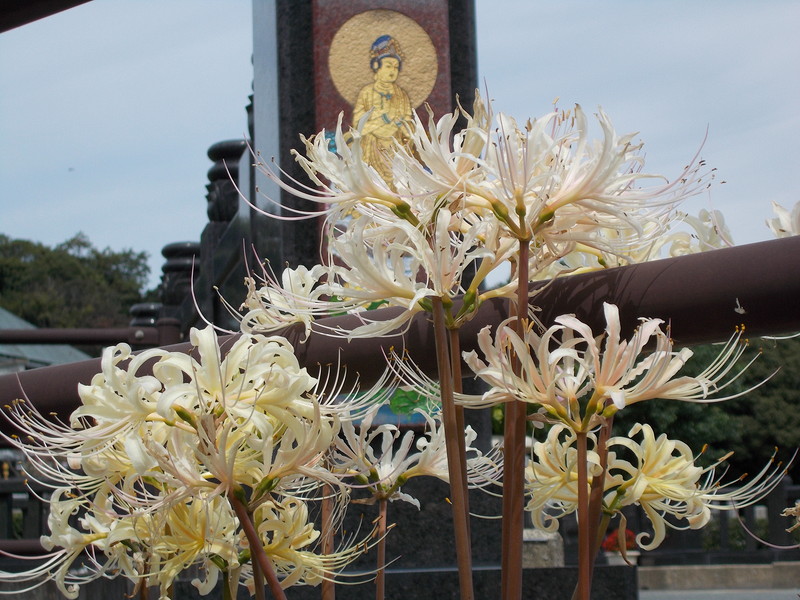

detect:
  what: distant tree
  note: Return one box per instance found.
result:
[0,233,151,331]
[715,335,800,479]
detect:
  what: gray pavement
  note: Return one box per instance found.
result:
[640,590,800,600]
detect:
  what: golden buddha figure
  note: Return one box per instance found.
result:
[352,35,413,184]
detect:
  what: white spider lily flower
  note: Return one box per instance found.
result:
[451,105,707,244]
[250,495,381,590]
[264,112,412,219]
[523,423,790,552]
[767,200,800,238]
[538,208,732,277]
[607,424,706,550]
[667,209,734,256]
[1,324,376,596]
[332,405,482,508]
[524,425,616,532]
[130,495,240,599]
[555,303,758,412]
[1,343,175,500]
[325,217,427,306]
[607,423,791,551]
[240,264,332,341]
[265,97,489,226]
[332,405,420,507]
[464,317,588,427]
[322,207,497,337]
[464,303,759,430]
[0,487,139,599]
[72,343,171,483]
[388,97,489,206]
[153,327,318,439]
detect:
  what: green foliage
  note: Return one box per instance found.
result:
[711,335,800,479]
[388,388,435,415]
[700,515,766,551]
[0,232,151,331]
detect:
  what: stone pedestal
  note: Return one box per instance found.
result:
[523,528,565,568]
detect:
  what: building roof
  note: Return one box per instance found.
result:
[0,306,90,369]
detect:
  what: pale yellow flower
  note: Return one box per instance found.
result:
[525,425,609,532]
[523,423,789,553]
[608,423,789,551]
[0,325,370,597]
[240,264,331,341]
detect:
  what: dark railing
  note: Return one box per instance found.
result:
[0,475,48,555]
[0,321,181,348]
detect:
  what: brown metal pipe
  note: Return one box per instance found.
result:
[0,538,44,554]
[0,327,156,345]
[1,237,799,435]
[0,319,182,348]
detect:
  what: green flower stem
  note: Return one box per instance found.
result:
[593,512,614,559]
[431,296,475,600]
[227,492,287,600]
[501,239,529,600]
[222,571,233,600]
[376,497,388,600]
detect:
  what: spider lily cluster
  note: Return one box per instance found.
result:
[254,96,728,338]
[1,93,793,600]
[1,327,494,599]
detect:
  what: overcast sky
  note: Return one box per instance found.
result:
[1,1,798,290]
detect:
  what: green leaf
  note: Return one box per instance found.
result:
[389,388,426,415]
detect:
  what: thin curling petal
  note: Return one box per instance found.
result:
[524,425,612,532]
[607,424,792,551]
[240,263,333,341]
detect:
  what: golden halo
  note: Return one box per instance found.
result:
[328,9,438,109]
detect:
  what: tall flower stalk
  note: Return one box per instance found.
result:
[431,297,474,598]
